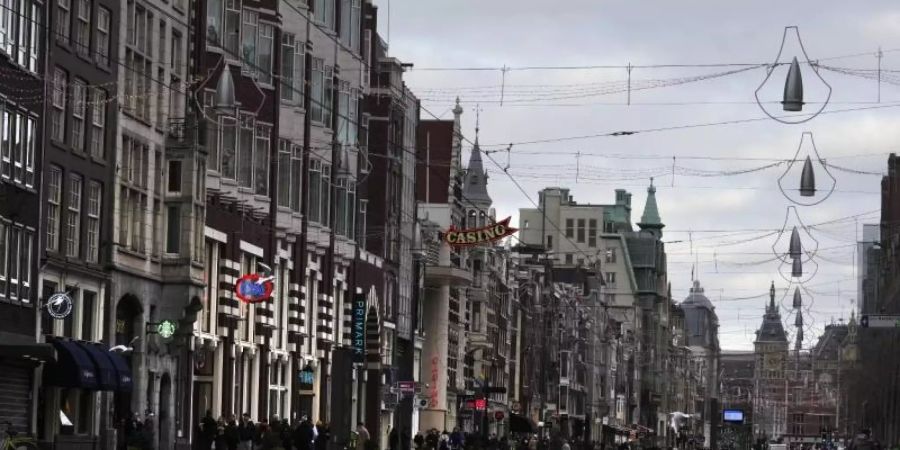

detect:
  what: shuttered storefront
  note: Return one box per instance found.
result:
[0,361,32,431]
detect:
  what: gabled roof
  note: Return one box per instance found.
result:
[756,281,788,344]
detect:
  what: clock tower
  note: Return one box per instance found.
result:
[753,282,789,439]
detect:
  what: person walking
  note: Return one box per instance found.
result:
[356,423,371,450]
[390,428,400,450]
[214,417,228,450]
[201,411,218,450]
[225,415,240,450]
[848,429,880,450]
[294,416,314,450]
[414,433,425,450]
[239,414,255,450]
[314,422,330,450]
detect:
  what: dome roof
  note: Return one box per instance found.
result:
[682,280,714,310]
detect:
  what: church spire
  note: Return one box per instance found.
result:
[769,281,776,313]
[462,110,492,209]
[637,178,664,237]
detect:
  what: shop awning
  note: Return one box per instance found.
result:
[0,332,56,363]
[45,340,99,390]
[103,348,133,392]
[509,413,537,434]
[76,342,117,391]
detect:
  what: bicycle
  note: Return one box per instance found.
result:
[1,422,38,450]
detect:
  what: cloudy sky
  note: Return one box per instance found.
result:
[374,0,900,350]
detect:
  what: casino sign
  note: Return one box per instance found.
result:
[444,217,518,247]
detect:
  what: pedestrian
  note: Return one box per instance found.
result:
[215,417,228,450]
[414,433,425,450]
[225,415,240,450]
[390,428,400,450]
[848,429,880,450]
[239,414,255,450]
[294,416,314,450]
[282,420,293,450]
[201,411,218,450]
[357,423,371,450]
[562,441,571,450]
[314,422,330,450]
[426,430,439,450]
[402,429,412,450]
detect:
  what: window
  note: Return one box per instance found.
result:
[324,66,333,127]
[0,0,12,55]
[357,200,367,248]
[205,0,222,45]
[0,109,7,179]
[10,112,21,184]
[546,235,552,250]
[565,254,573,265]
[277,140,290,208]
[339,0,350,46]
[290,144,302,212]
[565,218,574,238]
[240,10,257,73]
[0,222,6,297]
[66,174,83,258]
[310,58,324,123]
[257,23,274,84]
[576,218,585,243]
[321,164,331,227]
[314,0,333,29]
[223,0,240,54]
[168,160,182,193]
[28,1,39,72]
[349,89,359,144]
[71,79,87,152]
[334,178,346,236]
[157,20,165,67]
[220,116,237,179]
[74,0,90,57]
[171,32,183,72]
[56,0,71,44]
[254,124,270,195]
[120,136,148,253]
[588,219,597,247]
[606,248,617,263]
[337,80,350,143]
[86,182,100,263]
[156,68,166,127]
[238,114,253,188]
[47,166,62,251]
[605,272,616,285]
[280,33,304,103]
[90,89,106,158]
[166,206,180,254]
[307,159,321,223]
[81,291,95,339]
[350,0,361,52]
[95,7,110,65]
[52,68,67,142]
[604,293,615,305]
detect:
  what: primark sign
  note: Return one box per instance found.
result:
[351,292,367,362]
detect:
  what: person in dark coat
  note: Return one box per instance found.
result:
[414,433,425,450]
[214,417,228,450]
[390,428,400,450]
[314,423,330,450]
[281,419,293,450]
[225,415,240,450]
[201,411,218,450]
[293,416,314,450]
[239,414,256,450]
[402,429,412,450]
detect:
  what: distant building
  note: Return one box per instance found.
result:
[753,282,789,440]
[857,224,879,314]
[679,280,721,447]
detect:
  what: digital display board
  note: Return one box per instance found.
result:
[723,409,744,423]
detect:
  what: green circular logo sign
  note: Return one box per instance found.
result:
[157,320,177,339]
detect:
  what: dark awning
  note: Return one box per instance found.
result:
[45,340,99,390]
[509,413,537,434]
[103,348,134,392]
[0,332,56,363]
[76,342,117,391]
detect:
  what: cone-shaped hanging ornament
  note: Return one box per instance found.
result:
[754,27,832,124]
[789,227,802,259]
[793,287,802,308]
[795,310,804,327]
[800,156,816,197]
[783,57,804,111]
[215,66,237,113]
[777,133,836,207]
[792,258,803,278]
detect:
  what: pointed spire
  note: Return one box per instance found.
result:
[462,118,492,208]
[637,178,664,236]
[769,281,776,313]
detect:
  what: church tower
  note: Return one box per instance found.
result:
[461,112,493,228]
[753,281,789,439]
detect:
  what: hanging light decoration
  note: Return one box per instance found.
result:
[772,206,820,264]
[215,65,237,115]
[795,310,804,327]
[782,57,804,111]
[800,156,816,197]
[792,258,803,278]
[789,227,802,259]
[754,26,832,124]
[777,133,836,206]
[793,287,802,309]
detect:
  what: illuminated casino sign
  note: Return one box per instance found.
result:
[234,274,275,304]
[444,217,518,247]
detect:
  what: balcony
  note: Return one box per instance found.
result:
[424,239,472,286]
